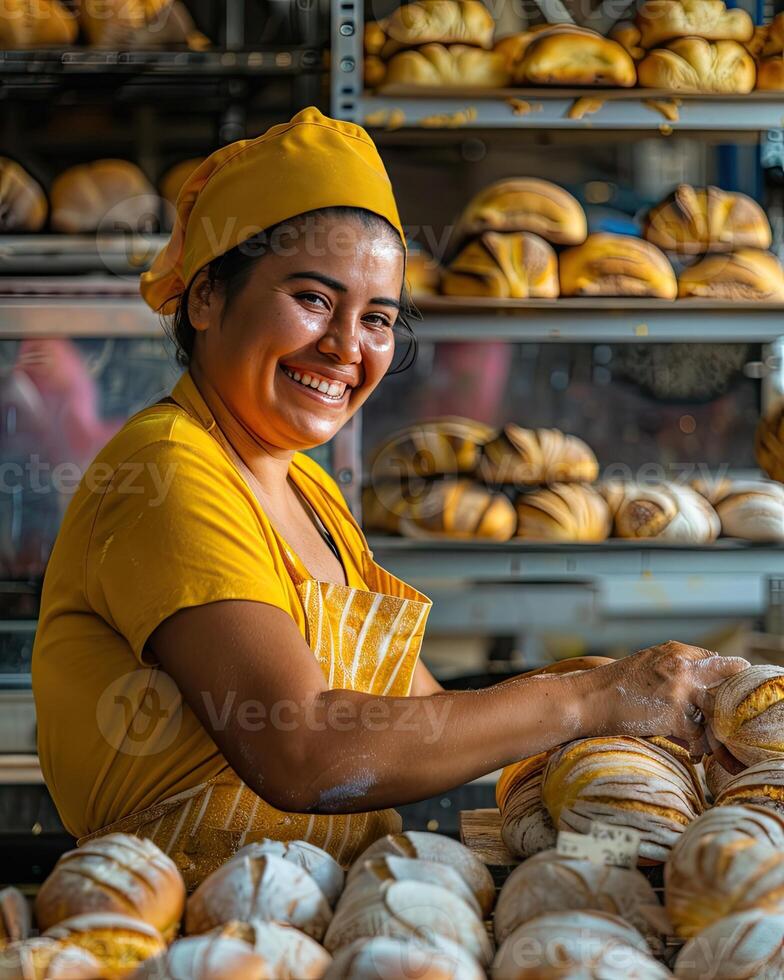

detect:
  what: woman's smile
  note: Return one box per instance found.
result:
[279,362,352,405]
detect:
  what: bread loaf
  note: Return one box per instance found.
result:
[715,759,784,811]
[158,158,203,207]
[323,936,485,980]
[757,55,784,89]
[514,32,637,86]
[601,482,720,543]
[678,247,784,300]
[674,908,784,979]
[406,247,440,296]
[128,934,268,979]
[0,887,30,947]
[324,879,492,965]
[765,11,784,54]
[346,831,495,918]
[346,856,481,915]
[756,401,784,483]
[0,0,77,48]
[559,234,677,299]
[50,160,160,234]
[379,0,495,57]
[454,177,587,246]
[34,833,185,941]
[383,44,509,87]
[371,418,494,480]
[644,184,771,255]
[515,484,611,542]
[212,921,332,978]
[711,665,784,765]
[441,231,559,299]
[185,853,332,940]
[704,755,734,799]
[0,158,47,231]
[227,839,344,907]
[79,0,209,50]
[364,21,386,55]
[609,22,645,60]
[492,911,670,980]
[637,39,756,93]
[364,55,387,87]
[745,24,769,58]
[0,937,105,980]
[398,479,517,541]
[635,0,754,48]
[542,736,705,863]
[665,804,784,937]
[494,24,601,71]
[43,913,166,977]
[693,479,784,541]
[479,425,599,485]
[496,752,557,860]
[493,850,663,951]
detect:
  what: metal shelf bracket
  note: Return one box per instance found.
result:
[331,0,362,120]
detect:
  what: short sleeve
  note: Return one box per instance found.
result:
[85,437,291,664]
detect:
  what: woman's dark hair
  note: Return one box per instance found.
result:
[165,206,418,373]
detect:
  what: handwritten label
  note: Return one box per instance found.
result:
[556,821,640,868]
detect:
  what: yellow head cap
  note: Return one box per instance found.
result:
[140,107,404,314]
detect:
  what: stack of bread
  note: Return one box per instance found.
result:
[746,11,784,89]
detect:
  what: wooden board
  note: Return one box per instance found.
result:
[459,808,517,868]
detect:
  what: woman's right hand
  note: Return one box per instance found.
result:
[580,641,749,755]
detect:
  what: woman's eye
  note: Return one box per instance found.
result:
[363,313,392,329]
[297,291,329,308]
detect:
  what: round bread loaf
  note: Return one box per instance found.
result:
[212,920,332,978]
[638,39,756,93]
[496,752,557,860]
[494,24,602,72]
[704,755,735,799]
[346,831,495,917]
[371,418,494,480]
[346,856,480,915]
[0,158,47,231]
[494,850,663,951]
[0,887,30,946]
[441,231,559,299]
[35,833,185,942]
[379,0,495,57]
[714,759,784,811]
[492,911,670,980]
[636,0,754,48]
[756,399,784,483]
[384,44,509,87]
[0,937,104,980]
[515,484,611,542]
[185,853,332,940]
[128,933,267,979]
[674,908,784,979]
[664,804,784,937]
[0,0,77,47]
[50,160,160,234]
[712,664,784,765]
[398,479,517,541]
[678,247,784,300]
[695,479,784,541]
[228,839,344,907]
[479,425,599,486]
[324,879,492,966]
[77,0,206,49]
[542,736,705,863]
[514,32,637,87]
[43,913,166,977]
[757,55,784,89]
[323,935,484,980]
[559,233,677,299]
[601,482,720,543]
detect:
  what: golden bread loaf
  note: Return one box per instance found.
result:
[79,0,209,50]
[0,158,47,231]
[635,0,754,48]
[211,921,332,978]
[542,736,705,863]
[704,755,734,799]
[515,484,611,542]
[664,804,784,937]
[601,482,720,543]
[398,479,517,541]
[0,0,77,48]
[185,853,332,940]
[34,832,185,942]
[514,32,637,87]
[496,752,557,860]
[644,184,771,255]
[493,24,601,71]
[609,21,645,60]
[324,879,492,965]
[347,830,495,918]
[745,24,770,58]
[129,933,268,979]
[756,400,784,482]
[383,43,509,87]
[711,664,784,766]
[227,839,344,907]
[406,247,440,295]
[323,935,485,980]
[50,160,159,234]
[766,11,784,53]
[637,38,756,93]
[559,233,677,299]
[675,908,784,980]
[693,479,784,541]
[479,424,599,485]
[0,937,105,979]
[454,177,587,246]
[371,417,493,480]
[493,850,663,951]
[715,759,784,814]
[346,856,481,915]
[678,247,784,300]
[757,56,784,89]
[379,0,495,58]
[492,911,669,980]
[158,157,203,207]
[441,231,559,299]
[364,54,387,87]
[0,887,30,947]
[43,913,166,977]
[364,20,386,55]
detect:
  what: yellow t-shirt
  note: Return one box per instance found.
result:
[32,370,374,839]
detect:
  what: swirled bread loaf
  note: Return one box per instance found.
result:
[677,248,784,300]
[635,0,754,48]
[323,935,485,980]
[227,840,344,907]
[211,921,332,979]
[384,44,509,87]
[441,231,559,299]
[50,160,160,234]
[479,425,599,485]
[496,752,557,860]
[514,32,637,86]
[398,479,517,541]
[674,909,784,979]
[0,158,47,231]
[515,484,611,542]
[715,759,784,812]
[128,933,268,979]
[379,0,495,58]
[638,39,756,93]
[559,233,677,299]
[601,482,720,543]
[712,665,784,765]
[345,856,481,915]
[371,418,494,480]
[693,479,784,541]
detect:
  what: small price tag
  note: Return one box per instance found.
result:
[556,821,640,869]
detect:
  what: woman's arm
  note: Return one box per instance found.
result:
[149,601,746,815]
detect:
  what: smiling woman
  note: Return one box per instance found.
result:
[31,107,748,890]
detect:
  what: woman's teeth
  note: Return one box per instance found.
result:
[282,366,347,399]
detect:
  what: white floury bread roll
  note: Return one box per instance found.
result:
[712,664,784,765]
[674,908,784,979]
[185,854,332,940]
[128,933,268,979]
[714,759,784,811]
[695,479,784,541]
[0,937,105,979]
[601,481,720,543]
[493,850,663,952]
[0,887,30,946]
[665,804,784,937]
[345,856,481,916]
[496,752,557,860]
[323,936,485,980]
[212,921,332,979]
[492,911,671,980]
[542,736,705,863]
[347,831,495,917]
[228,839,344,907]
[324,879,493,966]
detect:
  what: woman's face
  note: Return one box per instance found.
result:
[189,212,405,451]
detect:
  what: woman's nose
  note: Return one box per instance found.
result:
[318,315,362,363]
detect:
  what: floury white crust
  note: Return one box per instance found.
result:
[227,839,344,907]
[715,758,784,812]
[345,856,481,916]
[712,664,784,765]
[498,753,558,860]
[128,933,268,980]
[323,935,485,980]
[674,909,784,979]
[212,920,332,979]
